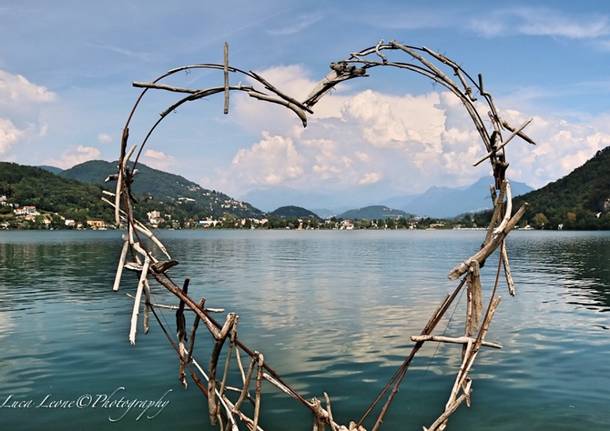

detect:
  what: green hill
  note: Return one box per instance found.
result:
[0,162,112,226]
[0,160,265,229]
[339,205,412,220]
[512,146,610,229]
[269,205,320,219]
[38,165,63,175]
[60,160,262,219]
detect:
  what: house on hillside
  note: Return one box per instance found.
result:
[198,218,220,228]
[14,205,38,217]
[147,210,164,227]
[86,219,107,230]
[340,219,354,230]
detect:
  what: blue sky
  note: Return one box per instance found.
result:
[1,1,610,208]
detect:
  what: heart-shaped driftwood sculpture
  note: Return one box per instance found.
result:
[106,41,536,431]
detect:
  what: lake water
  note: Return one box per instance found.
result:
[0,229,609,430]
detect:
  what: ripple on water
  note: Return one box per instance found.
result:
[1,230,610,430]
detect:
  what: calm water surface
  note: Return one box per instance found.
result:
[0,229,609,430]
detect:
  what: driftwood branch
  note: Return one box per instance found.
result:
[106,40,533,431]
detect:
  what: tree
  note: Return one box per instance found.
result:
[532,212,549,229]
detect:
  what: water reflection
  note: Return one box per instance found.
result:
[0,230,609,430]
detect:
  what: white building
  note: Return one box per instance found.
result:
[198,218,220,228]
[147,210,164,226]
[340,219,354,230]
[14,205,38,216]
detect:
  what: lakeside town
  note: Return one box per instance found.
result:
[2,143,609,232]
[0,193,533,232]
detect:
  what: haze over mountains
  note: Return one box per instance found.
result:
[383,177,533,218]
[242,177,533,218]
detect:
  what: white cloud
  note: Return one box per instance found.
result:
[0,118,24,156]
[470,7,610,39]
[143,149,175,170]
[47,145,101,169]
[0,69,56,159]
[234,64,346,135]
[358,172,382,185]
[0,69,56,104]
[231,132,303,186]
[97,132,113,145]
[213,64,610,197]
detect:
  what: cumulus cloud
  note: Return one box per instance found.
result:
[47,145,101,169]
[0,69,56,104]
[209,65,610,197]
[0,69,56,159]
[231,132,303,186]
[234,64,346,135]
[143,149,175,170]
[0,118,24,157]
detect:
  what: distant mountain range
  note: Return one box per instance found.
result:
[243,177,533,218]
[241,187,357,214]
[338,205,411,220]
[383,177,533,218]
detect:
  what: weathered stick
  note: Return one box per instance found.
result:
[484,181,507,245]
[129,257,149,345]
[501,241,516,296]
[466,261,482,335]
[493,181,513,234]
[186,298,205,365]
[424,394,467,431]
[234,355,257,413]
[208,313,237,425]
[449,204,527,280]
[112,239,129,291]
[142,279,151,334]
[224,42,229,114]
[252,353,264,431]
[473,119,532,166]
[501,119,536,145]
[177,279,189,388]
[410,335,502,349]
[365,278,468,430]
[220,317,238,396]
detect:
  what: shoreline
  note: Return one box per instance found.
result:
[2,227,609,233]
